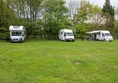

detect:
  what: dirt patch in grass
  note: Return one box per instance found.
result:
[74,61,81,64]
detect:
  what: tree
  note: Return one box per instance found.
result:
[75,23,88,38]
[0,0,17,39]
[114,21,118,39]
[5,0,44,38]
[115,8,118,21]
[102,0,115,35]
[86,5,105,30]
[73,1,106,38]
[114,8,118,38]
[73,1,91,37]
[67,0,79,19]
[102,0,114,18]
[42,0,68,39]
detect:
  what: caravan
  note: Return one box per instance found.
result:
[9,26,26,42]
[86,30,113,41]
[59,29,75,42]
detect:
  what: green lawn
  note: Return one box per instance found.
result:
[0,40,118,83]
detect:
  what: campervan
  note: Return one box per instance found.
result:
[9,26,25,42]
[59,29,75,42]
[86,30,113,41]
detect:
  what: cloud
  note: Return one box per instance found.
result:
[66,0,118,8]
[88,0,118,8]
[111,0,118,7]
[88,0,105,7]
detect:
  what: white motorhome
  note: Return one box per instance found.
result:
[9,26,26,42]
[86,30,113,41]
[59,29,75,42]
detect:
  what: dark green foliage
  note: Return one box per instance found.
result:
[75,23,88,38]
[1,0,69,39]
[0,0,17,39]
[42,0,69,39]
[0,0,118,39]
[102,0,114,18]
[102,0,115,35]
[72,2,90,38]
[0,27,9,39]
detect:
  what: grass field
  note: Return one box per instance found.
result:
[0,40,118,83]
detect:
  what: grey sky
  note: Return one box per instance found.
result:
[89,0,118,8]
[66,0,118,8]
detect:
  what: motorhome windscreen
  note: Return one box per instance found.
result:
[65,33,73,36]
[13,26,20,28]
[104,33,111,36]
[12,32,22,36]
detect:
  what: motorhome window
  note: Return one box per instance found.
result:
[12,32,22,36]
[102,33,105,37]
[97,32,100,35]
[65,33,73,36]
[61,32,63,34]
[13,26,20,28]
[104,33,111,36]
[64,33,66,37]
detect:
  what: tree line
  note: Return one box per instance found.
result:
[0,0,118,40]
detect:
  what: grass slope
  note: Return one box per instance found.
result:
[0,40,118,83]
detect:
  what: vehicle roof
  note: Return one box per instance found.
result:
[60,29,73,33]
[9,26,25,31]
[86,30,110,34]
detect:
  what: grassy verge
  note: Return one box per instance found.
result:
[0,40,118,83]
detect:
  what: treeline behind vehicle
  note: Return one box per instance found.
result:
[0,0,118,40]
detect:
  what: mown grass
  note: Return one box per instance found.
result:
[0,40,118,83]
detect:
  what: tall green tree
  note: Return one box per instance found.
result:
[24,0,43,38]
[0,0,17,39]
[42,0,68,39]
[73,1,104,38]
[73,1,91,37]
[102,0,115,35]
[102,0,114,18]
[6,0,43,38]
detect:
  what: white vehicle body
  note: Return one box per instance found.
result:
[59,29,75,41]
[86,30,113,41]
[9,26,25,42]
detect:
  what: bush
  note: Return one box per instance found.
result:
[0,27,9,40]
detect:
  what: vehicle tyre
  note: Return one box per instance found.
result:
[10,39,13,43]
[103,39,106,41]
[23,39,25,42]
[20,41,23,43]
[64,39,67,42]
[72,40,75,42]
[104,38,109,42]
[20,39,23,43]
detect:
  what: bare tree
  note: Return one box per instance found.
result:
[115,8,118,21]
[67,0,80,19]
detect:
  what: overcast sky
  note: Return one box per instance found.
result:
[66,0,118,8]
[89,0,118,8]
